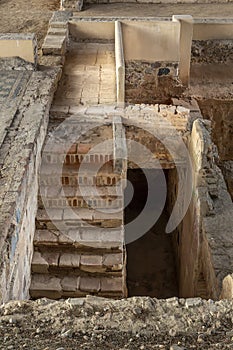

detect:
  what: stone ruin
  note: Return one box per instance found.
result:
[0,9,233,306]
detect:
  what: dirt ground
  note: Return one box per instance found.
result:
[0,1,233,51]
[0,296,233,349]
[0,0,59,49]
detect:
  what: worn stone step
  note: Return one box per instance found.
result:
[31,250,123,275]
[40,162,114,177]
[36,208,123,230]
[34,227,124,251]
[39,185,123,198]
[30,273,125,299]
[40,172,121,187]
[42,35,67,55]
[41,150,114,166]
[38,185,123,209]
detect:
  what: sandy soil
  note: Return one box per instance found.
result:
[0,0,59,49]
[0,296,233,349]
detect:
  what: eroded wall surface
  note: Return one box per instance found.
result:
[0,63,60,303]
[125,61,184,104]
[173,119,233,299]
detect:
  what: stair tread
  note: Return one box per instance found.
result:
[40,162,114,175]
[34,227,124,249]
[39,185,123,198]
[30,273,124,299]
[31,250,123,274]
[36,208,123,221]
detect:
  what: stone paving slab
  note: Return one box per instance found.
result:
[0,70,31,151]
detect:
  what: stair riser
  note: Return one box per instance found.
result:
[30,290,124,299]
[32,266,123,276]
[43,153,113,166]
[38,197,123,209]
[40,175,120,186]
[36,220,122,230]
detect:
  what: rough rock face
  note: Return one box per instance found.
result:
[0,296,233,349]
[0,57,35,71]
[125,60,185,104]
[191,40,233,64]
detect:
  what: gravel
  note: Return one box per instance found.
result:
[0,296,232,349]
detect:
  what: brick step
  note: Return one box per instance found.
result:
[34,227,124,251]
[41,151,113,166]
[40,185,123,198]
[40,173,120,187]
[40,162,114,176]
[38,185,123,209]
[30,273,125,299]
[36,208,123,230]
[39,197,123,210]
[32,249,123,275]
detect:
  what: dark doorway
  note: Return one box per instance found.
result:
[124,168,179,298]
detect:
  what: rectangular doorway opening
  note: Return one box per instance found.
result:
[124,168,179,298]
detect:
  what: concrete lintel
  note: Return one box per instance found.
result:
[112,116,127,175]
[0,33,37,65]
[115,21,125,105]
[172,15,194,86]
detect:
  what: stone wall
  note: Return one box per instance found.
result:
[0,66,61,304]
[125,61,184,104]
[197,99,233,201]
[197,99,233,162]
[191,40,233,64]
[182,119,233,299]
[167,117,233,300]
[220,161,233,201]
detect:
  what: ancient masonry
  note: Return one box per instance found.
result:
[0,8,233,304]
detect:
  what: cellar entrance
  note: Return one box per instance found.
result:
[125,168,179,298]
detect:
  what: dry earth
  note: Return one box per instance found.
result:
[0,296,233,349]
[0,0,59,49]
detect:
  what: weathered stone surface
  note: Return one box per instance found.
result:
[80,277,101,292]
[0,67,61,304]
[192,40,233,64]
[125,60,184,104]
[59,253,81,267]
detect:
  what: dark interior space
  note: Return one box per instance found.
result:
[125,168,179,298]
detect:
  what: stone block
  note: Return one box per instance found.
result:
[43,251,60,266]
[61,276,80,291]
[30,274,62,292]
[101,277,123,292]
[0,33,37,65]
[48,27,68,37]
[80,254,103,272]
[80,277,100,292]
[31,251,49,273]
[59,253,80,267]
[42,35,66,56]
[103,253,123,271]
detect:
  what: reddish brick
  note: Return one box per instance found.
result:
[77,143,92,154]
[67,144,77,154]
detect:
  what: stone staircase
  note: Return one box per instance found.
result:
[30,115,127,299]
